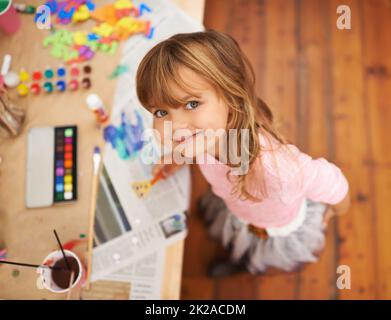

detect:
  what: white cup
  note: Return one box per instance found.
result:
[36,250,85,293]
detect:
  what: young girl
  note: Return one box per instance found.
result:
[136,30,351,277]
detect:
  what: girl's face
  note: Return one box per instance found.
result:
[150,67,230,161]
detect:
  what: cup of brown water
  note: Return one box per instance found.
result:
[37,250,85,293]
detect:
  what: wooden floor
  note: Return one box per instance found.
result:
[180,0,391,299]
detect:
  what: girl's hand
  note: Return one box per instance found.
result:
[322,205,336,228]
[322,191,351,228]
[152,162,186,179]
[322,204,348,228]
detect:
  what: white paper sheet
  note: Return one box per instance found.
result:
[91,0,204,298]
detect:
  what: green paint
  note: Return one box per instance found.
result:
[64,128,73,137]
[12,269,20,278]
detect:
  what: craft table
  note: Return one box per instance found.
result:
[0,0,204,299]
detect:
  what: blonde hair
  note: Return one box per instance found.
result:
[136,29,298,202]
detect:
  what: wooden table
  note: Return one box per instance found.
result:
[0,0,204,300]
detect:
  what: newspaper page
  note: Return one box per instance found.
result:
[100,250,166,300]
[91,0,204,282]
[91,156,190,280]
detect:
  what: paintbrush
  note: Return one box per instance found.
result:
[53,229,71,271]
[85,146,101,290]
[66,271,75,300]
[131,166,171,198]
[0,260,65,270]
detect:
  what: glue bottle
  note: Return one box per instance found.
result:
[86,93,109,124]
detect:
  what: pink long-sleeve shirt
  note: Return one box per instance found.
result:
[198,131,349,228]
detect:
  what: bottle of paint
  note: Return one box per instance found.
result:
[13,3,36,14]
[86,93,109,124]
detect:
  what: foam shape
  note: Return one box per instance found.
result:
[86,40,99,51]
[72,4,90,22]
[73,31,88,45]
[93,22,114,37]
[99,43,110,52]
[86,0,95,11]
[56,1,67,12]
[108,41,118,54]
[58,7,75,20]
[64,49,79,62]
[57,17,72,24]
[114,0,133,10]
[87,33,100,41]
[115,17,148,39]
[45,0,58,14]
[115,8,131,19]
[51,44,66,58]
[43,29,73,47]
[83,49,94,60]
[91,4,118,25]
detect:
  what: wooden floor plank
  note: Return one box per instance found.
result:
[205,0,262,299]
[255,0,300,300]
[327,0,379,299]
[361,0,391,299]
[182,165,220,278]
[296,0,338,300]
[181,276,216,300]
[181,0,390,300]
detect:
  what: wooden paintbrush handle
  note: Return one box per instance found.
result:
[85,173,100,290]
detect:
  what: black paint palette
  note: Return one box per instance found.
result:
[26,125,78,208]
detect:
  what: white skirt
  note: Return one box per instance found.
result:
[199,189,328,274]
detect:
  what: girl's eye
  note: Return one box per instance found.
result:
[153,110,168,118]
[185,101,199,110]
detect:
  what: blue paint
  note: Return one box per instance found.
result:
[146,26,155,39]
[139,3,152,16]
[58,7,75,20]
[86,1,95,11]
[57,67,66,77]
[87,33,100,41]
[103,110,145,161]
[56,80,66,91]
[45,0,58,14]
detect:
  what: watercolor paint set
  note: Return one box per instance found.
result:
[26,125,78,208]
